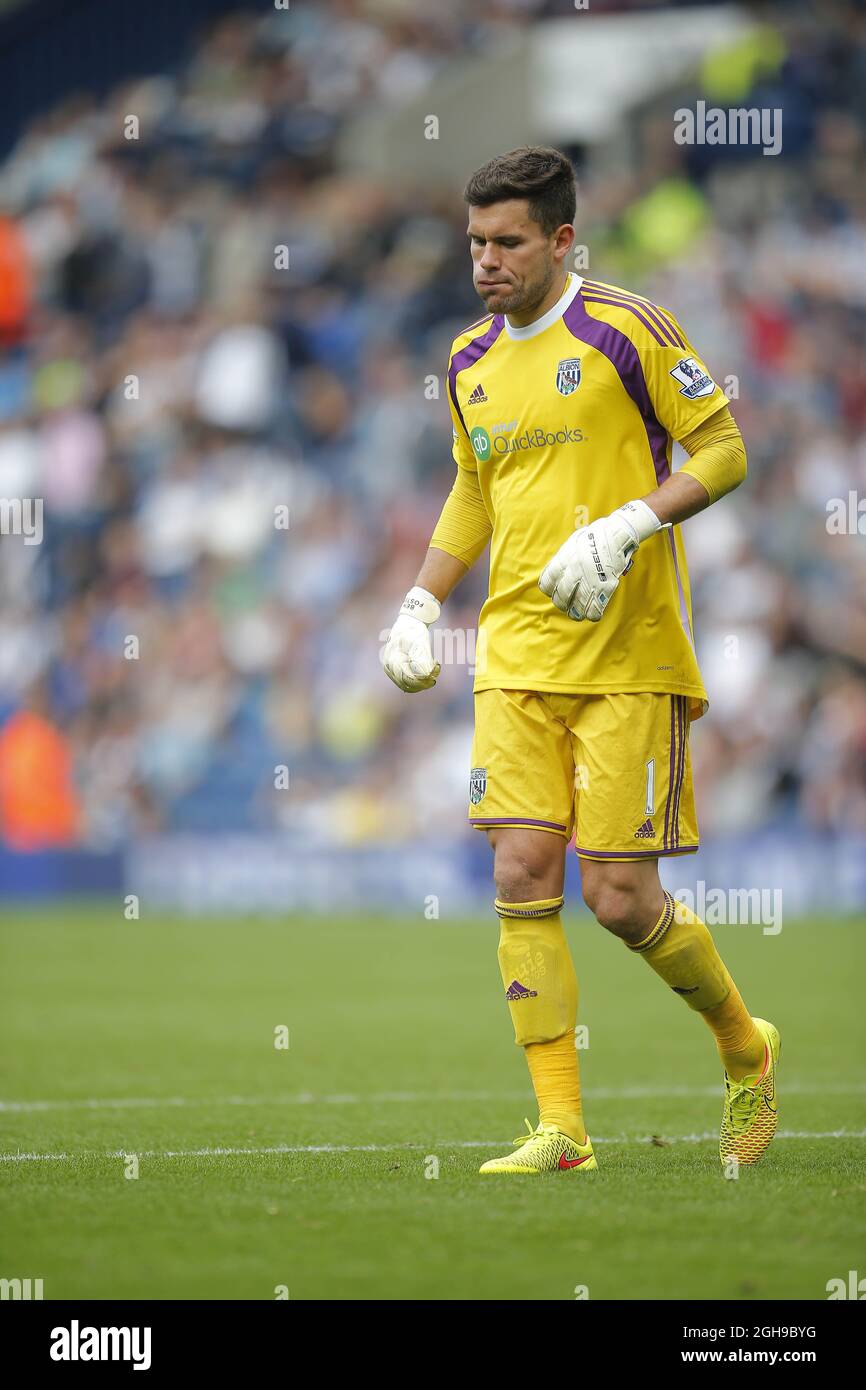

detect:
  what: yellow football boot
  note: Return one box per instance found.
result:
[479,1119,597,1175]
[719,1017,781,1167]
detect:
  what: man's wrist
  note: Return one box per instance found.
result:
[399,586,441,626]
[617,498,662,544]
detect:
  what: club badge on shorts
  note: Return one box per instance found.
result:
[555,357,582,395]
[469,767,487,804]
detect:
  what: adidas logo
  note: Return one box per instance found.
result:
[506,979,538,1001]
[467,383,487,404]
[634,818,655,839]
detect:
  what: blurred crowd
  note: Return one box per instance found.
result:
[0,0,865,852]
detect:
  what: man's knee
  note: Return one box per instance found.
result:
[487,828,564,903]
[581,861,662,943]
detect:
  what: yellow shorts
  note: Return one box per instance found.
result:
[468,689,698,860]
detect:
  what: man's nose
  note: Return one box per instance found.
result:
[479,245,500,270]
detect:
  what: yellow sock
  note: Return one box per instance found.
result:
[628,891,764,1080]
[702,994,768,1081]
[525,1034,586,1144]
[495,896,585,1144]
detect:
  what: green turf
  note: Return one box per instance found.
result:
[1,906,864,1300]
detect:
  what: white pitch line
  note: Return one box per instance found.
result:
[1,1130,865,1164]
[0,1151,71,1162]
[1,1082,865,1114]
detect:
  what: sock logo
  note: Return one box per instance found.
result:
[634,818,655,839]
[505,979,538,1001]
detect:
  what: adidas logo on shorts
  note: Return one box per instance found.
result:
[634,818,655,839]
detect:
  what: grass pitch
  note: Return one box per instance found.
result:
[1,906,864,1300]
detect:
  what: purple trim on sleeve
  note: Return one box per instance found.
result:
[448,316,504,439]
[563,293,670,486]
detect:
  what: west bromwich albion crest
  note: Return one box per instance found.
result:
[469,767,487,805]
[555,357,581,396]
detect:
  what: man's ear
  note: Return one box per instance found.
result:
[553,223,576,263]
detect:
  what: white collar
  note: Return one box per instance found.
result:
[504,273,583,341]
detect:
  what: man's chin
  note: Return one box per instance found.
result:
[478,284,518,312]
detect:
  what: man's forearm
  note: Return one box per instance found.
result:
[418,463,492,603]
[415,546,471,605]
[642,406,747,526]
[641,470,712,527]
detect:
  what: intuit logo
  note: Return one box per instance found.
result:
[49,1321,152,1371]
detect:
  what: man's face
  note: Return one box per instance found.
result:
[467,199,559,316]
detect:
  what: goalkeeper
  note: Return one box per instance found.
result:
[382,147,779,1176]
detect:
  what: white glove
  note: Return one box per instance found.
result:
[382,586,442,692]
[539,499,662,623]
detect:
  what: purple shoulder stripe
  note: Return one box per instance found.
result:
[580,281,685,349]
[458,311,495,335]
[564,293,670,486]
[580,293,667,347]
[448,316,504,438]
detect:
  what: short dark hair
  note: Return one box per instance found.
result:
[463,146,576,235]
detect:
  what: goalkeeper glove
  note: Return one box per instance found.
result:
[539,499,662,622]
[382,586,442,692]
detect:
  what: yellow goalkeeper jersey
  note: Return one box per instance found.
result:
[446,273,727,716]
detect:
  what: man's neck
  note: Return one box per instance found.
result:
[506,271,571,329]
